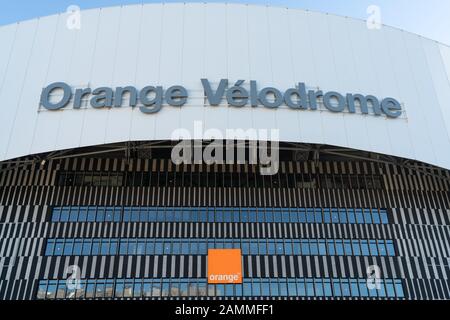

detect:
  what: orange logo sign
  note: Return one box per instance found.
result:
[207,249,243,284]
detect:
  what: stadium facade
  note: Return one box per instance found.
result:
[1,3,450,300]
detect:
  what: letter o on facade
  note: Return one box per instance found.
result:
[40,82,72,110]
[258,87,284,108]
[323,91,346,112]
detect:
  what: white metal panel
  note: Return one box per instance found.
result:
[129,4,162,142]
[104,5,141,145]
[0,3,450,171]
[6,15,58,160]
[79,6,121,148]
[178,3,206,136]
[56,9,100,151]
[0,19,38,159]
[31,13,78,156]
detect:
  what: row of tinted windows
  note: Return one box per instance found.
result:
[51,206,389,225]
[45,238,396,257]
[37,278,404,299]
[57,171,383,190]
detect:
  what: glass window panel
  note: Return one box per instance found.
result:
[331,209,339,223]
[275,241,284,255]
[56,282,66,299]
[243,283,252,297]
[163,242,171,254]
[100,240,110,255]
[298,209,306,223]
[279,282,288,297]
[358,280,369,297]
[109,240,118,255]
[372,209,381,224]
[142,281,152,298]
[45,241,55,256]
[301,240,310,255]
[352,241,361,256]
[180,281,189,297]
[335,241,344,256]
[355,209,364,224]
[63,240,73,256]
[327,240,335,255]
[288,281,297,297]
[385,280,395,298]
[258,242,267,255]
[155,242,163,255]
[341,280,351,297]
[198,242,207,254]
[91,240,100,255]
[347,209,356,224]
[314,209,323,223]
[360,240,370,256]
[318,241,327,255]
[290,210,299,223]
[332,280,342,297]
[96,208,105,222]
[293,241,301,255]
[314,280,324,297]
[252,282,261,296]
[386,241,396,256]
[296,281,306,297]
[267,242,276,255]
[131,209,140,222]
[363,209,373,224]
[105,208,114,222]
[323,208,331,223]
[69,207,78,222]
[82,241,92,255]
[152,282,162,298]
[339,209,347,224]
[323,280,332,297]
[350,280,360,297]
[73,241,82,256]
[306,209,315,223]
[123,281,133,298]
[78,208,88,222]
[261,281,270,296]
[250,242,258,255]
[133,282,142,298]
[273,211,282,223]
[380,209,389,224]
[344,240,353,256]
[395,280,404,298]
[306,280,315,297]
[270,281,279,297]
[161,283,169,297]
[85,282,95,299]
[369,240,379,256]
[225,284,234,297]
[87,207,96,222]
[378,241,387,256]
[197,283,207,297]
[284,241,293,255]
[145,241,154,255]
[52,208,61,222]
[37,282,48,300]
[46,281,57,300]
[60,207,70,222]
[119,241,128,255]
[248,211,257,222]
[309,241,319,255]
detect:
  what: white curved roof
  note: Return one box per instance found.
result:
[1,3,450,169]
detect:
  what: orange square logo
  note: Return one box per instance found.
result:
[207,249,243,284]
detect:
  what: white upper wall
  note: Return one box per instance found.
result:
[1,3,450,169]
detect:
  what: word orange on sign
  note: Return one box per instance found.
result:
[207,249,243,284]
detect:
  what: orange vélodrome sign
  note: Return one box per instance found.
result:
[207,249,243,284]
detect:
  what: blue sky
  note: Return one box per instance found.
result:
[1,0,449,45]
